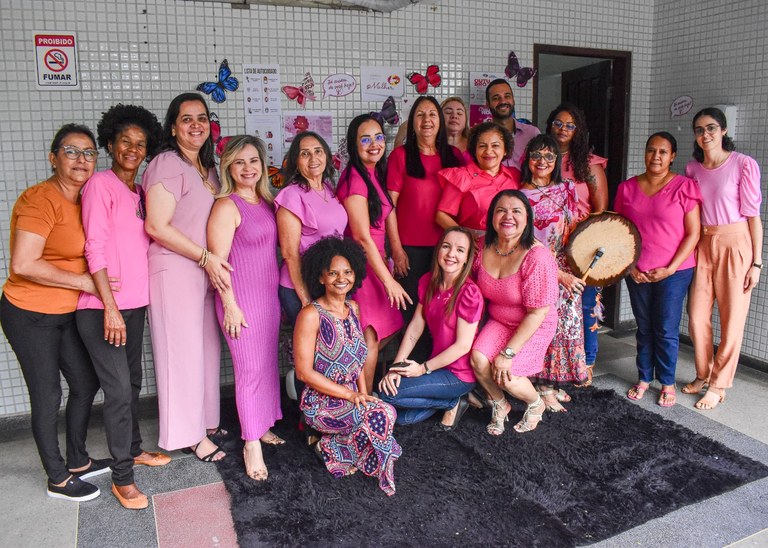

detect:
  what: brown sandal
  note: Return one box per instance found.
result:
[681,377,708,394]
[575,365,594,388]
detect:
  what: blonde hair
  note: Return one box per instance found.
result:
[441,96,469,139]
[217,135,273,203]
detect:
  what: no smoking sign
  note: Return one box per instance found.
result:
[35,32,79,88]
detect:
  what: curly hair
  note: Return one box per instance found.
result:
[161,92,215,169]
[692,107,735,162]
[96,103,163,161]
[467,121,514,165]
[282,131,336,191]
[218,135,273,204]
[520,134,563,185]
[301,237,367,301]
[404,95,461,178]
[545,103,591,183]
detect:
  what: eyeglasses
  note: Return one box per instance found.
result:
[359,134,386,147]
[551,120,577,132]
[530,151,557,163]
[693,123,720,137]
[57,145,99,162]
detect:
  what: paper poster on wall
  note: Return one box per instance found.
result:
[243,64,282,116]
[283,111,333,150]
[361,66,404,101]
[322,73,356,98]
[34,32,79,89]
[245,114,283,166]
[468,71,505,126]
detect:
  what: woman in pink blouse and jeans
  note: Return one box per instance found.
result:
[615,132,701,407]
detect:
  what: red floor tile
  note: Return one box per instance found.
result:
[154,482,237,548]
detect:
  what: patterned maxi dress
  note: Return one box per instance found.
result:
[300,302,402,496]
[521,181,587,384]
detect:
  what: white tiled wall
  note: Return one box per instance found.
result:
[649,0,768,362]
[4,0,756,417]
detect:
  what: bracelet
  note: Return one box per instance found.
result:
[753,263,763,270]
[198,248,209,268]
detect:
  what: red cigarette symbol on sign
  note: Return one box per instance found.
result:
[44,49,68,72]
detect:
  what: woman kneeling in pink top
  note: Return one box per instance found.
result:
[615,132,701,407]
[378,227,483,430]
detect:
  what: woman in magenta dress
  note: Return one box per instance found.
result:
[378,227,483,429]
[436,122,520,237]
[547,103,609,386]
[294,237,401,496]
[144,93,231,461]
[337,114,410,393]
[207,135,282,481]
[471,190,559,435]
[519,135,588,412]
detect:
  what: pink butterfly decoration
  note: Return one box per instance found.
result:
[408,65,441,94]
[282,72,316,107]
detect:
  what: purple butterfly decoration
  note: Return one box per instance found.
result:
[505,51,536,88]
[370,96,400,127]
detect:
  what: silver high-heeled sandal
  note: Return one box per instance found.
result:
[513,396,545,433]
[487,396,510,436]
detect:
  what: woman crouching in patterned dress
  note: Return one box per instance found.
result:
[293,237,402,496]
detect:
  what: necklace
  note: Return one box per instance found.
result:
[494,245,516,257]
[236,192,260,204]
[310,184,328,202]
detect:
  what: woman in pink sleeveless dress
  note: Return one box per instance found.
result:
[207,135,282,480]
[336,114,411,393]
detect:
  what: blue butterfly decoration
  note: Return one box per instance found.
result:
[197,59,239,104]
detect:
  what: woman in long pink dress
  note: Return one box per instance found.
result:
[144,93,232,461]
[519,135,588,412]
[207,135,282,481]
[470,190,559,435]
[336,114,410,393]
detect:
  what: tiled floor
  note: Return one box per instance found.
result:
[1,332,767,547]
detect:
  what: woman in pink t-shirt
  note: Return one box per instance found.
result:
[387,96,463,360]
[683,108,763,410]
[546,103,608,386]
[378,227,483,430]
[615,132,701,407]
[337,114,411,393]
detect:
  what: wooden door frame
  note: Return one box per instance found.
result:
[532,44,632,189]
[533,44,634,330]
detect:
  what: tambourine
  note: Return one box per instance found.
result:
[565,212,641,287]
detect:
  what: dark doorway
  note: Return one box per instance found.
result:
[532,45,632,329]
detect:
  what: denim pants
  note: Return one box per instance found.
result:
[379,368,474,425]
[625,268,694,386]
[582,286,599,366]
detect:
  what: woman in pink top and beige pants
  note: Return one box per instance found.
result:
[683,107,763,410]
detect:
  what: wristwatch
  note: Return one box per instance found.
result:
[753,263,763,270]
[500,347,516,359]
[423,362,432,375]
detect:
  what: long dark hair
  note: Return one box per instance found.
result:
[520,134,563,184]
[338,114,391,227]
[484,190,535,250]
[282,131,335,191]
[404,96,461,178]
[546,102,591,183]
[161,92,215,169]
[692,107,735,162]
[424,227,477,318]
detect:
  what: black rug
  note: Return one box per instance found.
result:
[215,388,768,547]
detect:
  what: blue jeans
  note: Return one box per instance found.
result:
[582,286,600,366]
[625,268,694,386]
[379,368,475,425]
[278,285,303,327]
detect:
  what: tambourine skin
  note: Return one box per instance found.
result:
[565,211,642,287]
